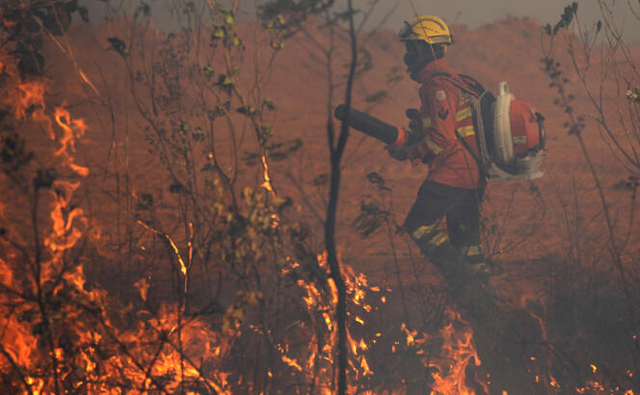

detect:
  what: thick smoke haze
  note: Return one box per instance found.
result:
[368,0,639,43]
[85,0,639,43]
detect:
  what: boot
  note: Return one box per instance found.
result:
[426,240,502,328]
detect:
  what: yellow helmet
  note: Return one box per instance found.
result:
[398,15,453,45]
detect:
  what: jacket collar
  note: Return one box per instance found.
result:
[415,59,452,84]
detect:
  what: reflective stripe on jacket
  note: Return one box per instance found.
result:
[413,60,486,190]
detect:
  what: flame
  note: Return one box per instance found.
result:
[54,107,89,176]
[280,252,381,393]
[0,49,238,395]
[261,153,275,196]
[13,81,47,120]
[401,309,488,395]
[0,46,414,395]
[45,180,86,248]
[134,277,150,301]
[282,355,304,371]
[3,44,636,395]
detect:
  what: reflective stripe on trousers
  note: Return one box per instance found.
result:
[411,224,449,252]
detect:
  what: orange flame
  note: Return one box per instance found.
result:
[54,107,89,176]
[0,49,239,395]
[401,309,488,395]
[6,45,636,395]
[13,81,47,120]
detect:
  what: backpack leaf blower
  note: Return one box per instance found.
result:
[334,78,547,182]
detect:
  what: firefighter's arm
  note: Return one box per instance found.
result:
[409,81,458,163]
[384,109,422,161]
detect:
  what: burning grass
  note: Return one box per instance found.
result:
[0,50,491,391]
[1,13,640,395]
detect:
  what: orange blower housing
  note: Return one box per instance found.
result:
[510,98,545,155]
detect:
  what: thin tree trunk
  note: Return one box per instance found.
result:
[325,1,358,394]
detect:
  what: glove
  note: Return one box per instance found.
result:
[384,144,411,161]
[405,108,420,122]
[405,108,424,143]
[382,109,421,162]
[409,140,435,165]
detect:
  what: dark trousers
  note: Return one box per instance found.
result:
[403,181,517,394]
[403,180,484,250]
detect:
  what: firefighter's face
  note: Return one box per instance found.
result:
[403,41,435,80]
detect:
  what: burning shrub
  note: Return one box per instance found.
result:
[0,44,402,395]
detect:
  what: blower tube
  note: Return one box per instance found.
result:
[334,104,410,146]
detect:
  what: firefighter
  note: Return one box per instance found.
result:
[390,17,521,394]
[388,15,497,321]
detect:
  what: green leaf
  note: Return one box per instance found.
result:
[192,127,205,141]
[216,74,234,94]
[137,193,154,210]
[242,152,261,166]
[209,101,232,119]
[236,106,259,116]
[225,14,235,25]
[42,5,72,35]
[107,37,128,57]
[351,200,390,236]
[553,22,563,36]
[312,173,329,186]
[561,3,576,25]
[169,182,185,193]
[263,98,276,111]
[261,123,272,137]
[18,51,45,76]
[134,2,151,19]
[78,6,90,22]
[268,139,303,161]
[212,28,225,40]
[203,65,215,79]
[179,122,190,134]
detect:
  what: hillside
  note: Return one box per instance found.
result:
[3,11,640,394]
[44,8,640,334]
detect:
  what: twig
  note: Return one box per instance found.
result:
[0,344,34,395]
[137,220,188,284]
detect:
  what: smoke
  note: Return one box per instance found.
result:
[80,0,640,43]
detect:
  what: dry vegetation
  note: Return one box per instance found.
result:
[0,0,639,394]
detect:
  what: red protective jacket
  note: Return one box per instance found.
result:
[409,60,486,190]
